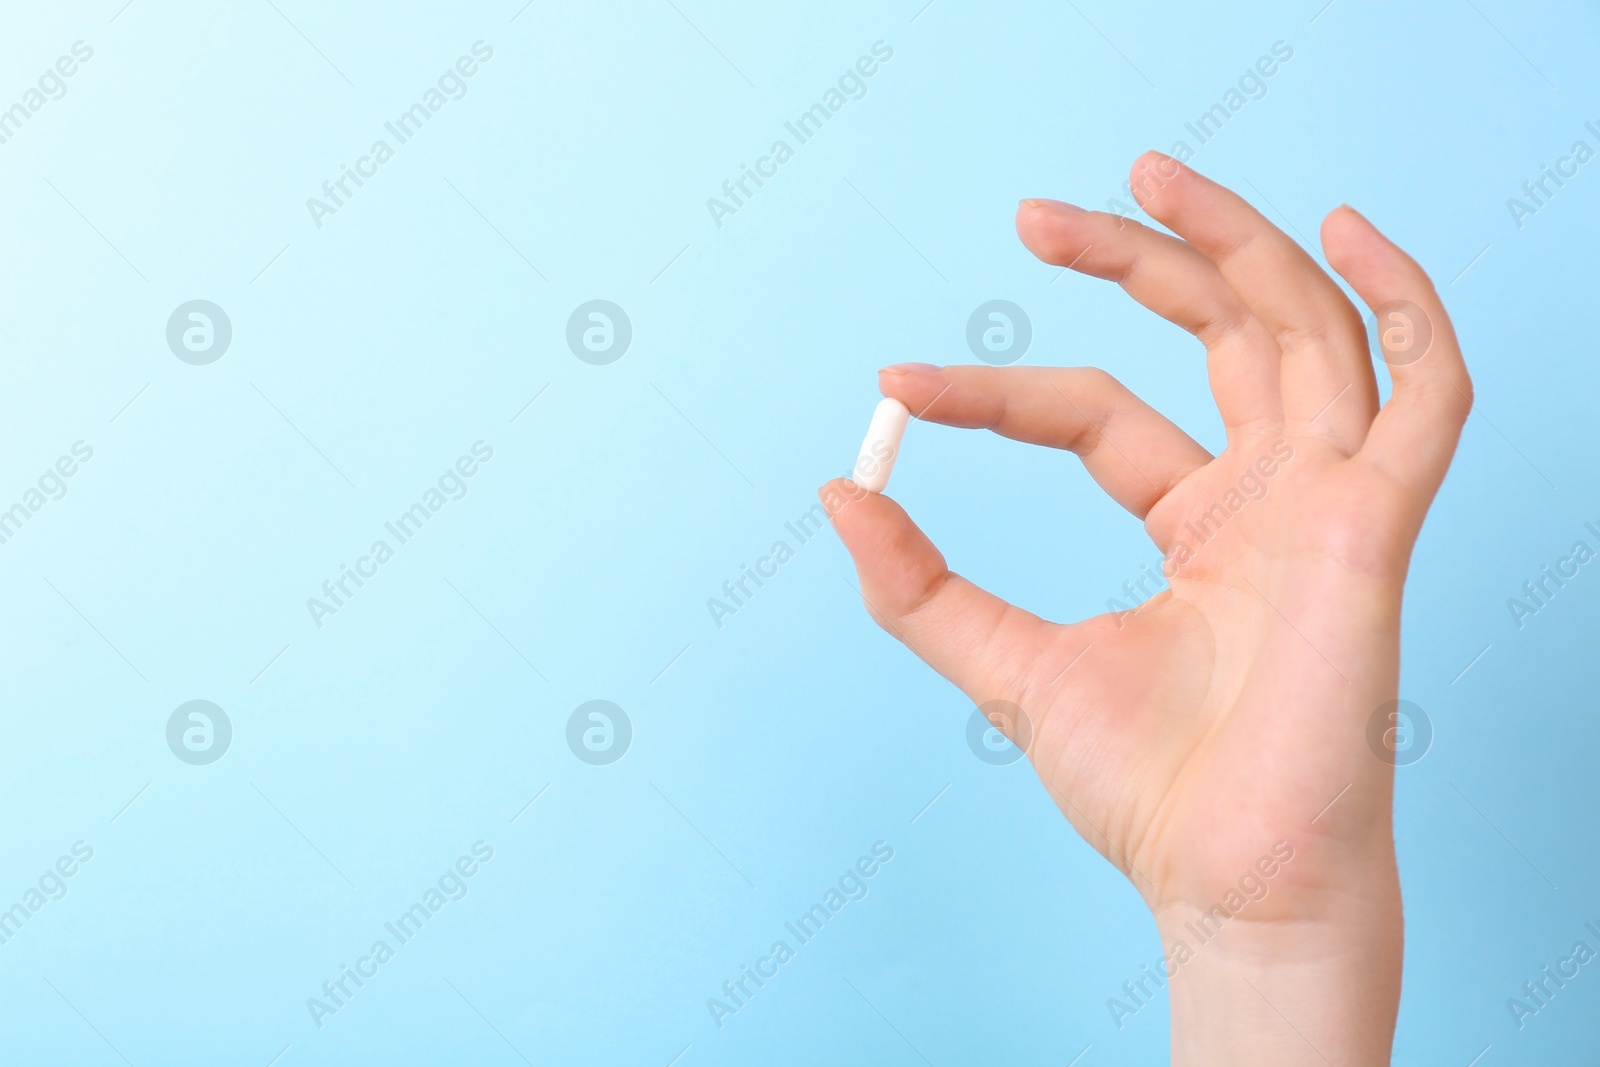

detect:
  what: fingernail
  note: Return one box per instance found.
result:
[1020,198,1083,212]
[881,362,940,375]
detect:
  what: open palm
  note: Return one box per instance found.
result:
[824,156,1468,1056]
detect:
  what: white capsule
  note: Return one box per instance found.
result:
[853,397,911,493]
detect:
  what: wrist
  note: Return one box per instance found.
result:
[1153,879,1402,1066]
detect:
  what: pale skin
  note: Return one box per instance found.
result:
[822,152,1470,1065]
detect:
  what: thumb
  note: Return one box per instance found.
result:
[821,477,1058,708]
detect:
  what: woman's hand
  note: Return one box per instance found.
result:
[823,152,1469,1066]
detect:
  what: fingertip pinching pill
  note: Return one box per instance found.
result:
[853,397,911,493]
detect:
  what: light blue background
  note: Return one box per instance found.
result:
[0,0,1596,1063]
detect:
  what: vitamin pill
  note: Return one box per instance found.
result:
[853,397,911,493]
